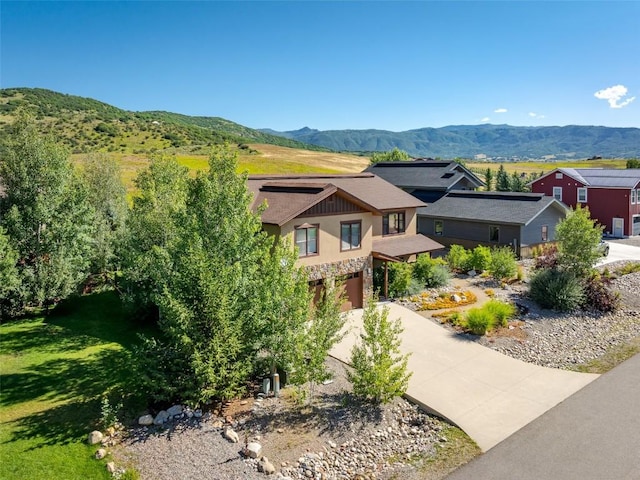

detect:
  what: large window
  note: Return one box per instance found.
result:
[383,211,406,235]
[577,187,587,203]
[295,224,318,257]
[341,221,361,251]
[553,186,563,202]
[489,225,500,243]
[434,220,443,236]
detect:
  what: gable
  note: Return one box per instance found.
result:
[299,192,367,217]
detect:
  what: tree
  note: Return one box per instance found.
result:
[80,153,128,282]
[510,171,526,192]
[0,227,20,302]
[0,115,95,312]
[348,297,412,404]
[484,168,494,191]
[495,164,511,191]
[489,246,518,281]
[555,204,604,278]
[627,158,640,169]
[370,147,411,165]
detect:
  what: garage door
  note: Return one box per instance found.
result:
[342,271,363,311]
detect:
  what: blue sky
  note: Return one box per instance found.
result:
[1,1,638,131]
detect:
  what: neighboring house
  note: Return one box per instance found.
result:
[530,168,640,237]
[364,159,485,203]
[417,191,569,257]
[247,174,444,308]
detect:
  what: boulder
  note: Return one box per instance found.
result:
[106,462,116,473]
[467,269,477,277]
[451,294,462,303]
[95,448,107,460]
[153,410,170,425]
[138,414,154,426]
[259,456,276,475]
[166,404,183,417]
[223,427,239,443]
[245,441,262,458]
[88,430,103,445]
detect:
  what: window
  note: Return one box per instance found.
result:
[577,187,587,203]
[632,189,637,205]
[541,225,548,242]
[341,221,361,251]
[434,220,443,236]
[553,186,562,201]
[555,172,563,179]
[383,211,406,235]
[295,224,318,257]
[489,225,500,243]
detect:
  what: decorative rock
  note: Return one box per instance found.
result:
[167,404,183,417]
[88,430,103,445]
[211,420,223,428]
[154,410,170,425]
[105,426,116,436]
[224,427,239,443]
[138,414,154,426]
[194,409,203,418]
[245,441,263,458]
[467,269,477,277]
[451,294,462,303]
[95,448,107,460]
[106,462,116,473]
[259,456,276,475]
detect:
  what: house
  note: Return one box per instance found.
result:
[247,174,445,308]
[417,191,569,257]
[530,168,640,237]
[364,159,485,203]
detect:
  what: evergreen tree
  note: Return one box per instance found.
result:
[484,167,494,191]
[510,171,526,192]
[0,115,95,312]
[348,297,412,404]
[496,164,511,191]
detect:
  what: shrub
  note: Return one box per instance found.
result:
[469,245,492,272]
[583,273,620,313]
[388,262,414,298]
[446,245,470,272]
[489,247,518,281]
[483,299,516,327]
[534,244,559,270]
[427,264,451,288]
[464,308,494,335]
[529,269,585,311]
[414,255,451,288]
[615,262,640,275]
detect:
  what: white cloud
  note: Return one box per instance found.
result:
[528,112,546,119]
[594,84,636,108]
[494,108,508,113]
[481,117,490,122]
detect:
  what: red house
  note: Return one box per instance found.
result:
[530,168,640,237]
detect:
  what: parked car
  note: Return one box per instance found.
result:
[599,239,610,256]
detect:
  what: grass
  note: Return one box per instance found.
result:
[0,291,153,480]
[467,158,627,176]
[572,336,640,374]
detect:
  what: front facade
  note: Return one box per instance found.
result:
[365,159,485,203]
[530,168,640,237]
[417,191,568,257]
[248,174,444,309]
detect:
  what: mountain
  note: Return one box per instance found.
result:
[0,88,329,154]
[261,123,640,159]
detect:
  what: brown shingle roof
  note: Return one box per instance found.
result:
[372,234,444,260]
[248,174,425,222]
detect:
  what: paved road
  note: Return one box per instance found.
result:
[597,241,640,266]
[330,303,598,451]
[447,353,640,480]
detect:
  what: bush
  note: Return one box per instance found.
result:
[446,245,470,272]
[413,254,450,288]
[483,299,516,327]
[388,262,413,298]
[529,269,585,311]
[426,264,451,288]
[489,246,518,281]
[583,273,620,313]
[464,308,494,335]
[469,246,492,272]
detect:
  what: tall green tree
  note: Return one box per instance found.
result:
[0,227,20,301]
[495,164,511,191]
[0,115,95,311]
[556,205,604,278]
[627,158,640,168]
[484,167,494,191]
[81,153,128,282]
[510,171,526,192]
[370,147,411,165]
[348,297,412,404]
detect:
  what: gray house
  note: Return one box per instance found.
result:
[417,191,569,257]
[365,159,485,203]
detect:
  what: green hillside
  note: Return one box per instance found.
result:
[0,88,329,155]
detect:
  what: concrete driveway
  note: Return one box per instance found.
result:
[597,240,640,266]
[330,303,598,452]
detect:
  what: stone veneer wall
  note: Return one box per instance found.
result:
[305,255,373,295]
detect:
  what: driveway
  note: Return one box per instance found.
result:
[330,303,598,452]
[446,352,640,480]
[597,239,640,266]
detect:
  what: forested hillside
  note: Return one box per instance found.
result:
[264,124,640,159]
[0,88,329,155]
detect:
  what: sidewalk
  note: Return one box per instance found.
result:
[330,303,599,451]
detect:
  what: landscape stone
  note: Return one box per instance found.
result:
[95,448,107,460]
[154,410,170,425]
[245,441,263,458]
[88,430,103,445]
[224,427,239,443]
[138,414,154,426]
[106,461,116,473]
[259,456,276,475]
[166,404,183,417]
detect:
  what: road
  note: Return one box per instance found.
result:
[597,239,640,266]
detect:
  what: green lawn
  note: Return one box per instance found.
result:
[0,292,151,479]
